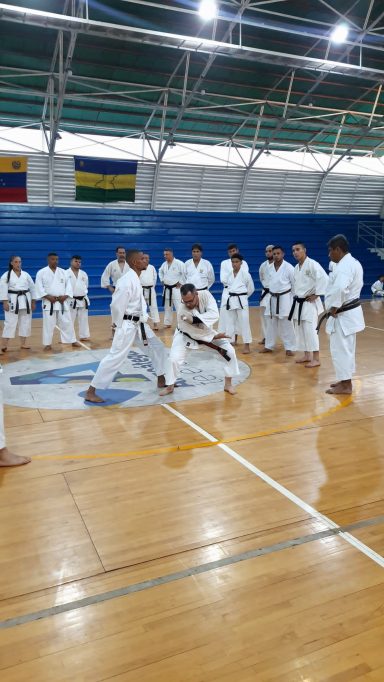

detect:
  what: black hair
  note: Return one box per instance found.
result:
[126,249,142,264]
[47,252,58,257]
[231,253,244,261]
[272,245,284,252]
[116,245,126,252]
[191,243,203,252]
[6,255,19,283]
[292,242,306,249]
[71,255,82,260]
[180,283,197,296]
[227,243,238,251]
[327,234,350,253]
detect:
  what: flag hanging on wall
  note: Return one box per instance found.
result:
[0,157,27,203]
[74,157,138,202]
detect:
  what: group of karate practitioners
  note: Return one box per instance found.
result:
[0,233,367,466]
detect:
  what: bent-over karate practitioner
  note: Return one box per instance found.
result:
[100,246,129,293]
[260,246,296,356]
[225,254,255,354]
[140,253,160,330]
[35,253,79,350]
[371,275,384,297]
[218,243,249,333]
[158,248,185,328]
[0,255,36,352]
[290,243,328,368]
[258,245,274,344]
[67,255,90,340]
[321,234,365,395]
[85,250,167,403]
[0,391,31,466]
[160,283,240,396]
[184,244,215,292]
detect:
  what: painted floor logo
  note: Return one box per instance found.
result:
[1,348,250,410]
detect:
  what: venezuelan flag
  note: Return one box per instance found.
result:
[75,157,137,202]
[0,157,27,203]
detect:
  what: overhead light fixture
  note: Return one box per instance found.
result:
[198,0,217,21]
[331,23,349,44]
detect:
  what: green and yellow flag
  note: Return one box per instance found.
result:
[74,157,137,202]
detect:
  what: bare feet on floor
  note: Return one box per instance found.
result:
[157,374,166,388]
[295,356,309,363]
[285,350,295,357]
[242,344,251,354]
[43,345,52,351]
[20,345,31,350]
[305,361,320,368]
[258,347,273,353]
[0,448,31,467]
[258,339,265,345]
[72,342,81,347]
[159,385,175,396]
[326,380,352,395]
[84,387,105,403]
[224,385,237,395]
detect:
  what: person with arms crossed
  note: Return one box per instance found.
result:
[0,255,36,352]
[258,244,274,345]
[67,255,90,341]
[184,243,215,292]
[35,253,79,351]
[289,242,328,368]
[321,234,365,395]
[160,283,240,397]
[218,243,249,333]
[85,250,167,403]
[158,248,185,328]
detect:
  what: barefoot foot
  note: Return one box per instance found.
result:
[224,385,237,395]
[295,356,309,364]
[305,361,321,368]
[160,385,175,396]
[258,347,273,353]
[0,448,31,467]
[157,375,166,389]
[285,350,295,357]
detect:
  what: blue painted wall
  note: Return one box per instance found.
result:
[0,206,381,316]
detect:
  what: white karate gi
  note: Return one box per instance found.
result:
[325,253,365,382]
[35,266,76,346]
[0,394,5,449]
[265,260,296,351]
[258,259,273,340]
[218,258,249,332]
[225,269,255,343]
[184,258,215,291]
[164,290,240,387]
[371,280,384,297]
[292,257,328,352]
[158,258,185,326]
[140,264,160,324]
[100,259,129,289]
[0,269,35,340]
[67,268,90,340]
[91,270,167,390]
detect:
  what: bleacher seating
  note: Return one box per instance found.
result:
[0,206,381,318]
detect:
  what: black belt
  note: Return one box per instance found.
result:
[178,329,231,361]
[270,288,291,317]
[72,295,89,310]
[162,283,177,307]
[260,287,269,303]
[8,289,30,314]
[226,291,248,311]
[123,314,148,345]
[316,299,361,333]
[142,285,153,307]
[288,296,311,325]
[197,287,208,291]
[45,299,65,315]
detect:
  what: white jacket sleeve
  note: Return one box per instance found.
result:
[207,262,215,289]
[101,264,112,288]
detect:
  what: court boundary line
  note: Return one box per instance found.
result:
[162,404,384,569]
[1,514,383,630]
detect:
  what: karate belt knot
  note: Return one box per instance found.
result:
[72,296,89,310]
[48,299,65,315]
[178,329,231,362]
[162,283,177,307]
[142,285,153,307]
[226,291,248,310]
[269,288,291,317]
[259,287,269,303]
[123,314,148,346]
[8,289,30,314]
[316,298,361,333]
[288,295,311,325]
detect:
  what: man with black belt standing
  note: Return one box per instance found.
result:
[85,250,167,403]
[184,244,215,293]
[158,248,185,328]
[322,234,365,395]
[290,242,328,368]
[140,253,160,331]
[258,244,274,344]
[260,245,296,356]
[67,255,90,341]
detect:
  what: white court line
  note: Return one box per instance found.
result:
[366,326,384,332]
[54,325,91,351]
[162,403,384,569]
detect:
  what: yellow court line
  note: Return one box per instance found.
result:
[33,387,357,461]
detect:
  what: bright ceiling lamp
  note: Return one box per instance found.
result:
[330,23,349,43]
[199,0,217,21]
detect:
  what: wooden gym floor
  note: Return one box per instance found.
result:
[1,302,384,681]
